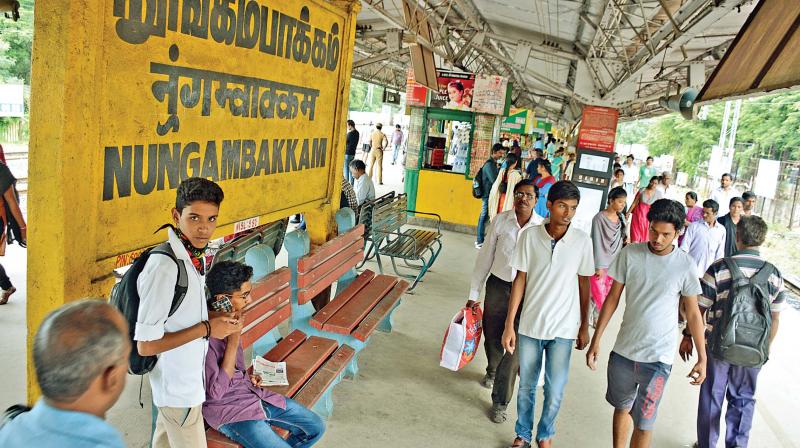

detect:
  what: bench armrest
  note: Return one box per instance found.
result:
[405,210,442,235]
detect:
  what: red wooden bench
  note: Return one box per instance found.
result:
[286,209,409,378]
[206,266,354,448]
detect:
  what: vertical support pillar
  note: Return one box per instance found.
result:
[26,0,104,402]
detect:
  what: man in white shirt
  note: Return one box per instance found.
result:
[680,199,726,275]
[349,159,376,205]
[710,173,740,216]
[502,181,594,448]
[586,199,707,448]
[655,171,675,200]
[466,180,543,424]
[621,155,639,200]
[135,178,241,448]
[742,190,757,216]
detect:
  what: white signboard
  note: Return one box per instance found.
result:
[753,159,781,199]
[573,187,605,235]
[472,74,508,115]
[579,154,610,173]
[0,84,24,118]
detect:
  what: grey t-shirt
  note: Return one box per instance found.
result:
[608,243,701,364]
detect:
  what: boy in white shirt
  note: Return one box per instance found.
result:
[135,177,241,448]
[502,181,594,448]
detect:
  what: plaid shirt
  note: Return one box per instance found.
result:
[341,177,359,211]
[699,249,787,331]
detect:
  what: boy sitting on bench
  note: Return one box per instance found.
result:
[203,260,325,448]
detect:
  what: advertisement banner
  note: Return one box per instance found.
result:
[472,74,508,115]
[500,109,531,134]
[405,67,428,107]
[429,69,474,111]
[577,106,619,152]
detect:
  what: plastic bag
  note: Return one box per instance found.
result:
[440,305,483,371]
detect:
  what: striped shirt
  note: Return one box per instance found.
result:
[700,249,787,330]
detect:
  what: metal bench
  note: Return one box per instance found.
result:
[355,191,396,268]
[206,258,355,448]
[286,208,409,378]
[212,219,288,279]
[370,194,443,291]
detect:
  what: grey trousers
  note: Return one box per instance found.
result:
[483,274,521,407]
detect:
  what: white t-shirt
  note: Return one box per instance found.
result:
[511,223,595,340]
[608,243,702,364]
[135,228,209,408]
[710,187,740,216]
[621,163,639,184]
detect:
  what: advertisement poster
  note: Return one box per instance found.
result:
[472,74,508,115]
[576,106,619,152]
[429,69,474,111]
[405,67,428,107]
[500,109,532,134]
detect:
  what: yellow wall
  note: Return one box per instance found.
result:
[416,170,482,227]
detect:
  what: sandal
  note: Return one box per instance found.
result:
[509,437,531,448]
[0,287,16,305]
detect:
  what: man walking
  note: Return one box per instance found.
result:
[742,191,757,216]
[476,144,504,249]
[467,180,542,424]
[0,300,130,447]
[621,155,639,198]
[502,181,594,448]
[368,123,388,185]
[680,199,726,275]
[345,120,359,184]
[391,124,404,165]
[638,157,658,192]
[586,199,707,448]
[710,173,740,216]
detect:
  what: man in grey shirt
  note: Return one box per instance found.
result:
[586,199,707,448]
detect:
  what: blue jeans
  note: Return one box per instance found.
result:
[344,154,354,183]
[218,398,325,448]
[515,335,574,443]
[392,144,402,164]
[476,197,489,244]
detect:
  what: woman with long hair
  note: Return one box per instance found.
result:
[627,176,663,243]
[488,153,523,221]
[0,160,26,305]
[532,160,556,219]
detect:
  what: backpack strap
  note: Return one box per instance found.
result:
[151,242,189,317]
[723,257,750,289]
[750,261,775,287]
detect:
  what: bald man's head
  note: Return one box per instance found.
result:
[33,300,129,402]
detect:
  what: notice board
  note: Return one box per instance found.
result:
[577,106,619,152]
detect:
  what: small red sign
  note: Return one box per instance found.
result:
[406,68,428,107]
[577,106,619,152]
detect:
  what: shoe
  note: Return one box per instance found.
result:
[0,287,16,305]
[479,374,494,389]
[490,404,507,423]
[379,182,384,185]
[509,437,531,448]
[475,242,484,249]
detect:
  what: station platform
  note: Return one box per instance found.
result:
[1,161,798,448]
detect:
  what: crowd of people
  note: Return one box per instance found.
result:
[468,155,787,448]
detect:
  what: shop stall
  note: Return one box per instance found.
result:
[404,71,511,231]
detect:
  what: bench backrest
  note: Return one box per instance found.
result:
[371,194,408,239]
[294,224,365,305]
[357,191,395,229]
[240,267,293,349]
[213,219,288,266]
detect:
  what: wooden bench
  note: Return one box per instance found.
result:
[206,261,355,448]
[355,191,396,268]
[285,208,409,378]
[370,193,443,291]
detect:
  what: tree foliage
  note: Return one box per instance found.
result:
[616,90,800,176]
[0,0,34,84]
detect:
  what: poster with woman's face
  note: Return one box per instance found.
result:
[429,70,475,111]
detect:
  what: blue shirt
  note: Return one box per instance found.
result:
[0,399,126,448]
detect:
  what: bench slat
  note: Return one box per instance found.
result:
[241,303,292,349]
[292,344,356,408]
[242,287,290,329]
[296,240,363,288]
[248,268,291,303]
[321,275,398,335]
[264,336,338,397]
[353,280,409,342]
[296,250,364,305]
[309,270,376,329]
[263,329,308,362]
[297,225,364,273]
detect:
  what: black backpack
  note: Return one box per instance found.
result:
[709,258,774,368]
[109,242,188,375]
[472,165,486,199]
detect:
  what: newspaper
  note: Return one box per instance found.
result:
[252,356,289,387]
